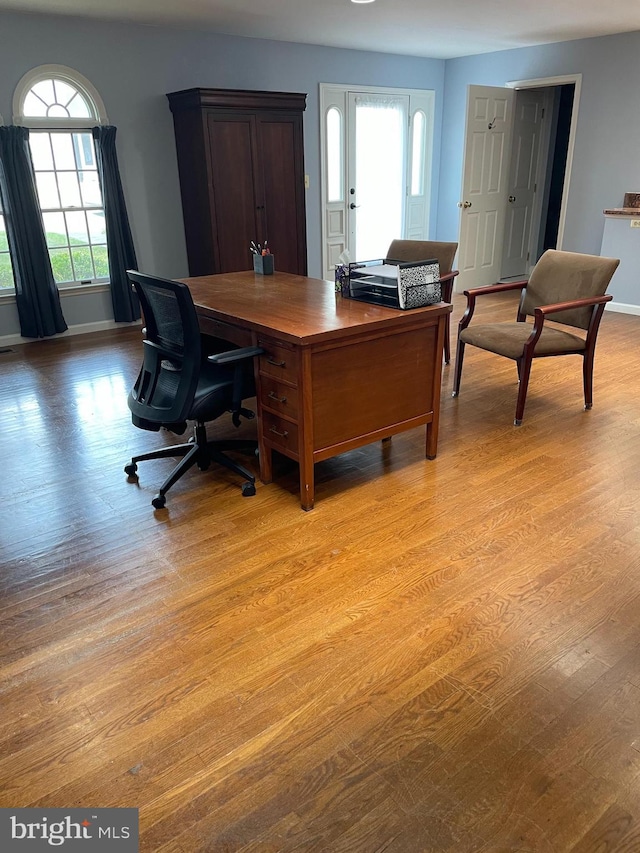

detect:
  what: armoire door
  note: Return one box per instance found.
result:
[206,113,261,273]
[257,114,307,276]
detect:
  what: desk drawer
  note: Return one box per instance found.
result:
[258,339,299,384]
[262,412,299,457]
[199,316,252,348]
[260,377,299,420]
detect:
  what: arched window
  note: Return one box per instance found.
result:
[13,66,109,287]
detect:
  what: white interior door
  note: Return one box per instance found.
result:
[320,85,435,279]
[501,88,546,279]
[457,85,515,290]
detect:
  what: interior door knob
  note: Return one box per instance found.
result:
[457,201,472,209]
[350,202,360,209]
[508,195,516,203]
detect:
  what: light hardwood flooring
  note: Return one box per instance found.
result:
[1,292,640,852]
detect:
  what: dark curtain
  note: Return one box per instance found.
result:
[92,126,140,322]
[0,126,67,338]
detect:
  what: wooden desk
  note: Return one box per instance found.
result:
[183,271,452,510]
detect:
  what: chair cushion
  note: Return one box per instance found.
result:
[459,322,587,360]
[189,359,255,422]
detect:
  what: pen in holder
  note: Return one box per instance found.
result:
[253,253,274,275]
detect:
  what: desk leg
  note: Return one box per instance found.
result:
[299,454,315,511]
[258,439,273,484]
[426,421,438,460]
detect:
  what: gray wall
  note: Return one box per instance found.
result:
[0,10,445,338]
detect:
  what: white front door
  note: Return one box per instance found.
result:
[320,85,435,279]
[457,85,515,290]
[501,88,546,279]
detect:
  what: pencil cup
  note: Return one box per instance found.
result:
[253,254,274,275]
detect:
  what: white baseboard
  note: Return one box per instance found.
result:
[606,302,640,316]
[0,318,142,348]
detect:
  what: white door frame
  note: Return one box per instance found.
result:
[506,74,582,254]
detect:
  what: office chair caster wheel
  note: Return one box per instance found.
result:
[241,482,256,497]
[152,494,166,509]
[124,462,138,477]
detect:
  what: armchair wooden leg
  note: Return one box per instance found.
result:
[514,355,533,425]
[443,314,451,365]
[583,351,595,410]
[452,339,465,397]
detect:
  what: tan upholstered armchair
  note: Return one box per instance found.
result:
[452,249,619,425]
[386,239,458,363]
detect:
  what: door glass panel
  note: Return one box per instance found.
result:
[326,107,343,203]
[352,95,407,261]
[411,110,426,196]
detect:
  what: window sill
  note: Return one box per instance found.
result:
[0,281,111,303]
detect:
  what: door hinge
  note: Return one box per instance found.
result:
[541,107,545,119]
[526,251,530,261]
[534,182,537,193]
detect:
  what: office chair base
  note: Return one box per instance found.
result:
[125,422,258,508]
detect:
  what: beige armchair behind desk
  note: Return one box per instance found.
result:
[386,240,458,363]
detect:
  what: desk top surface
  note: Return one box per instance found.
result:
[182,271,451,345]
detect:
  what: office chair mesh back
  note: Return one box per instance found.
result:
[128,274,202,430]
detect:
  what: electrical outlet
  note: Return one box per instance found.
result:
[631,220,640,228]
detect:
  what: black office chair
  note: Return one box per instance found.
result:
[124,271,263,509]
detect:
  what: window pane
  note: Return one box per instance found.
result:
[57,172,82,208]
[326,107,343,203]
[66,211,89,245]
[53,79,77,107]
[35,172,61,209]
[29,133,54,170]
[32,79,55,105]
[76,134,96,169]
[70,246,94,280]
[51,133,76,170]
[43,212,68,247]
[93,245,109,279]
[67,93,91,118]
[49,248,73,283]
[23,91,48,117]
[0,214,14,290]
[79,172,101,207]
[48,104,69,118]
[87,210,107,243]
[411,110,426,196]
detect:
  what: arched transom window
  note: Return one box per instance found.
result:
[13,66,109,287]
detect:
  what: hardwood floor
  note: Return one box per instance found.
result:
[1,292,640,852]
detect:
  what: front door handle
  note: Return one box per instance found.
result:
[350,202,360,210]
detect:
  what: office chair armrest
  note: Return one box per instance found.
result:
[458,279,528,333]
[208,346,264,365]
[535,294,612,316]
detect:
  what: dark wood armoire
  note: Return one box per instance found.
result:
[167,88,308,277]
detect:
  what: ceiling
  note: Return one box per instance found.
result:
[2,0,640,59]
